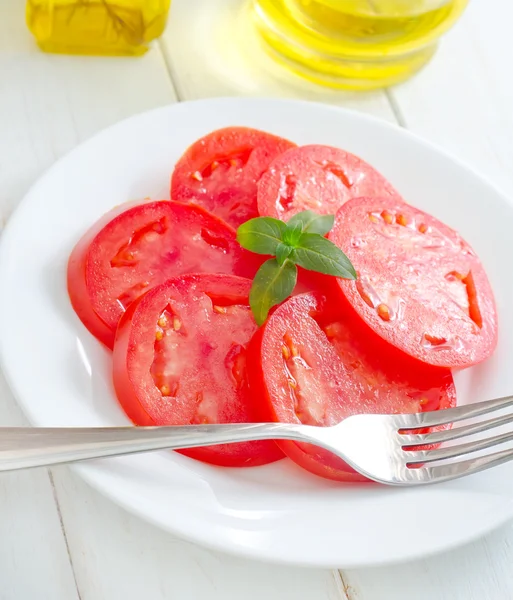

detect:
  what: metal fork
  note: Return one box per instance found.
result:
[2,394,513,485]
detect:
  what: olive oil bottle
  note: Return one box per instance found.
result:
[26,0,171,56]
[252,0,468,89]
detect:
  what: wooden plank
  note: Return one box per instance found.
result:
[0,1,177,221]
[52,468,346,600]
[160,0,396,122]
[388,0,513,198]
[0,372,80,600]
[343,523,513,600]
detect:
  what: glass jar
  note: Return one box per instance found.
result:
[251,0,468,90]
[26,0,171,56]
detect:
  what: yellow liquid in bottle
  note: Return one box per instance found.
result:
[252,0,468,89]
[26,0,171,56]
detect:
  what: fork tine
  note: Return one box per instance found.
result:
[395,394,513,430]
[397,446,513,485]
[400,411,513,446]
[404,430,513,465]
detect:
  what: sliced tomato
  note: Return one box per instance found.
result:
[68,200,260,349]
[248,292,456,481]
[113,274,283,467]
[329,197,498,368]
[257,144,402,221]
[170,127,295,227]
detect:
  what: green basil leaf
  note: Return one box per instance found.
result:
[287,210,335,236]
[291,233,357,279]
[249,258,298,325]
[236,217,288,256]
[275,243,293,266]
[283,221,304,247]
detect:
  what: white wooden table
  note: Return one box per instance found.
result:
[1,1,512,598]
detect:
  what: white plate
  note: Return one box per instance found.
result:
[1,98,513,568]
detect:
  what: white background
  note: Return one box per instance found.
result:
[1,0,512,598]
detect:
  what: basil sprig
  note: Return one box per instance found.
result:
[237,210,356,325]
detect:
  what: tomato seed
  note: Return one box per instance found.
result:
[396,214,408,227]
[191,171,203,182]
[418,223,428,234]
[213,305,227,314]
[356,278,377,308]
[157,317,167,328]
[160,385,171,396]
[282,345,291,360]
[291,344,299,357]
[377,303,391,321]
[423,333,447,346]
[277,174,297,211]
[324,324,336,339]
[173,316,182,331]
[462,271,483,329]
[317,161,352,189]
[199,228,231,252]
[381,210,394,224]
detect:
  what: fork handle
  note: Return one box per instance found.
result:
[0,423,311,472]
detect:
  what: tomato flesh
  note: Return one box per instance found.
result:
[248,292,456,481]
[113,274,283,467]
[170,127,295,227]
[329,197,498,368]
[67,200,260,349]
[257,144,402,221]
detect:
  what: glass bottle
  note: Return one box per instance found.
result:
[26,0,171,56]
[251,0,468,90]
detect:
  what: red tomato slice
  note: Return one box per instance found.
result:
[329,196,498,368]
[113,274,283,467]
[170,127,296,227]
[68,200,260,349]
[248,292,456,482]
[257,144,402,221]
